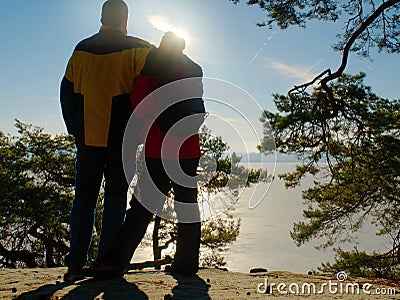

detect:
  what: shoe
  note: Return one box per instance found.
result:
[82,263,125,279]
[164,264,198,275]
[64,267,85,282]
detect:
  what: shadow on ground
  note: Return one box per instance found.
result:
[16,277,148,299]
[15,272,211,299]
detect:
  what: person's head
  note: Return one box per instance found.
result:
[158,31,186,53]
[101,0,128,27]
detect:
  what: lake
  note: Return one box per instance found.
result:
[223,162,390,273]
[131,162,390,274]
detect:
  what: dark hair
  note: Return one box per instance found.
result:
[160,31,186,51]
[101,0,128,26]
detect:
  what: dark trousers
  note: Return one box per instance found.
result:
[108,157,201,271]
[65,145,128,269]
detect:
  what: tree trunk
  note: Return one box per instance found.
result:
[152,216,162,269]
[28,224,68,267]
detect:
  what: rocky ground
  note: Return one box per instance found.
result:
[1,267,399,299]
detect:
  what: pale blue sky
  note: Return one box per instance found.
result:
[0,0,398,273]
[0,0,399,150]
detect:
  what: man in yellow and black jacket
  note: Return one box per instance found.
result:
[60,0,153,282]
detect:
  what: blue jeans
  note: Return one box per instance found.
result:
[65,145,129,269]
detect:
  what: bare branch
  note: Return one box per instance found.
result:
[288,69,331,95]
[289,0,400,102]
[127,255,173,271]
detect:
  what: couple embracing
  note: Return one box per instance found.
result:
[60,0,205,282]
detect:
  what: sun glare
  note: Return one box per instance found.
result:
[147,15,190,43]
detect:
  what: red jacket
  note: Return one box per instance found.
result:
[130,75,201,159]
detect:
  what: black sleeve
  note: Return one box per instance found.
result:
[60,77,77,136]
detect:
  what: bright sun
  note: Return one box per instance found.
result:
[147,15,190,43]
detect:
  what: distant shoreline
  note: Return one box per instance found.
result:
[237,152,300,163]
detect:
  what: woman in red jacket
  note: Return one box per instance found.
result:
[85,32,205,277]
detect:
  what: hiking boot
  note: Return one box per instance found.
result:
[82,262,125,279]
[164,264,198,275]
[63,267,85,282]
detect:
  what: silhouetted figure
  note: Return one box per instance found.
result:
[84,31,205,278]
[60,0,153,282]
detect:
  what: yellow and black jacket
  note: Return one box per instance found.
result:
[60,26,153,147]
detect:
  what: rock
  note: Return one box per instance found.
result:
[206,278,212,287]
[12,287,17,293]
[250,268,268,273]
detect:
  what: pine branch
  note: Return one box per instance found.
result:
[289,0,400,102]
[0,242,39,268]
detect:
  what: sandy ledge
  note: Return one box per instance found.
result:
[0,267,399,299]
